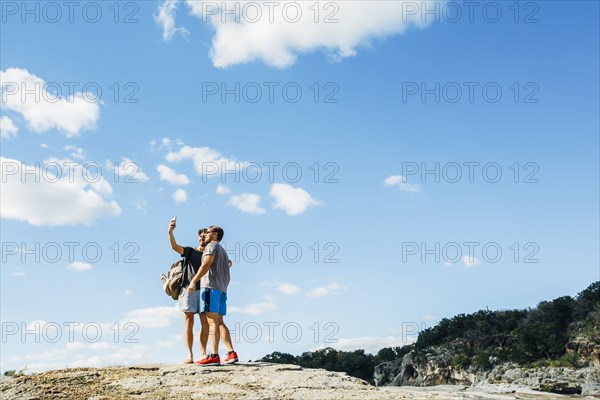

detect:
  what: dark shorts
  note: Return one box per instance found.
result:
[200,288,227,315]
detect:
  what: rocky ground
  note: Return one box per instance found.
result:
[1,363,598,400]
[374,339,600,397]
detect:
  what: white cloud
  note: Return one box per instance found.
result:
[16,345,148,373]
[3,318,166,373]
[155,333,187,348]
[10,267,26,277]
[261,281,300,294]
[307,282,341,298]
[227,193,265,214]
[0,115,18,139]
[124,289,133,296]
[424,315,438,321]
[155,0,189,41]
[106,158,150,183]
[122,305,181,328]
[150,137,183,152]
[68,349,146,369]
[277,283,300,295]
[1,68,100,136]
[269,183,321,216]
[165,144,245,177]
[9,340,113,364]
[384,175,421,193]
[21,320,49,337]
[134,197,147,214]
[462,255,481,267]
[66,261,93,272]
[64,145,84,160]
[1,157,121,226]
[216,183,231,195]
[312,336,416,354]
[181,0,438,68]
[157,164,190,185]
[229,297,276,316]
[172,188,188,203]
[156,333,185,348]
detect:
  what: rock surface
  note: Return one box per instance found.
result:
[2,362,595,400]
[566,338,600,367]
[375,350,600,396]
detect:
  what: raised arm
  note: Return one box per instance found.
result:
[168,219,184,255]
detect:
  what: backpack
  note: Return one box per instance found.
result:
[161,259,184,300]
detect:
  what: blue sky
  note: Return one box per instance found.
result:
[1,0,598,372]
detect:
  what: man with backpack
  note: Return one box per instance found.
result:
[168,220,209,364]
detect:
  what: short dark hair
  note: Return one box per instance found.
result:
[209,226,224,241]
[198,228,208,235]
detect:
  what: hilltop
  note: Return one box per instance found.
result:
[0,362,589,399]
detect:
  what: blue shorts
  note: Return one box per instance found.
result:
[200,288,227,315]
[178,287,201,314]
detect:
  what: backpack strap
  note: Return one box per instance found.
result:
[180,249,188,288]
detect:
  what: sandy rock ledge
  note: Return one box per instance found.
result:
[1,363,596,400]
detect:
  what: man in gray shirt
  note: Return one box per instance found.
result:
[189,226,238,366]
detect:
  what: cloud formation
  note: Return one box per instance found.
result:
[172,188,188,203]
[157,164,190,185]
[270,183,321,215]
[66,262,93,272]
[173,0,438,68]
[313,335,417,354]
[0,116,18,139]
[1,68,100,136]
[216,183,231,195]
[165,144,244,177]
[1,157,121,226]
[106,158,150,183]
[227,193,265,214]
[384,175,421,192]
[155,0,189,40]
[229,297,276,316]
[123,305,181,328]
[307,282,341,298]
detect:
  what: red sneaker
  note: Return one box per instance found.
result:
[197,354,220,366]
[224,351,239,364]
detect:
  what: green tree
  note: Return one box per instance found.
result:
[259,351,297,364]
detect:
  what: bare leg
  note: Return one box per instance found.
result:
[183,312,194,363]
[205,312,222,355]
[199,313,209,360]
[220,323,235,353]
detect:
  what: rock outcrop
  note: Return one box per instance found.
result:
[374,349,600,396]
[3,362,590,400]
[1,363,373,400]
[566,338,600,367]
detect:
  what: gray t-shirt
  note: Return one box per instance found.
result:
[201,241,230,293]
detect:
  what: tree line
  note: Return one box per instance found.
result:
[259,281,600,384]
